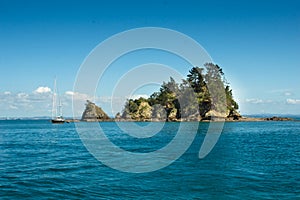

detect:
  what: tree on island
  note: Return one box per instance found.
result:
[120,63,240,121]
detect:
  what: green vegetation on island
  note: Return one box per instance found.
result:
[119,63,241,121]
[80,62,294,122]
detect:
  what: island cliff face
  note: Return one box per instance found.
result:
[118,63,241,121]
[81,100,110,121]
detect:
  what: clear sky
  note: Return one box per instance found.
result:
[0,0,299,117]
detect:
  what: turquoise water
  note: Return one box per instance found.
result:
[0,120,299,199]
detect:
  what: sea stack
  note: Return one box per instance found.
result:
[81,100,110,121]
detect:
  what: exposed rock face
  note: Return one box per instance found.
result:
[139,101,152,120]
[200,110,228,121]
[227,109,242,120]
[119,100,152,121]
[167,108,178,121]
[119,99,242,122]
[151,104,166,120]
[131,101,152,121]
[81,100,110,121]
[205,110,227,118]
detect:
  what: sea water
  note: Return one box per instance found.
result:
[0,120,299,199]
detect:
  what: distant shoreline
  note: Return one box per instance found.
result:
[75,116,295,123]
[224,116,294,122]
[0,116,296,122]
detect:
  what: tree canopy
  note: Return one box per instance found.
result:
[120,63,239,121]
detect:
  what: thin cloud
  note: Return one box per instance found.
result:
[65,91,94,103]
[286,99,300,105]
[0,91,52,116]
[129,94,149,100]
[245,98,273,104]
[9,105,18,109]
[284,92,292,96]
[245,98,263,104]
[268,89,296,98]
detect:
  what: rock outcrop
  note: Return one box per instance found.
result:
[81,100,110,121]
[264,116,293,121]
[123,101,152,121]
[227,109,242,120]
[200,110,228,121]
[151,104,167,120]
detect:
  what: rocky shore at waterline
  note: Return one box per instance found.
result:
[224,116,293,122]
[80,100,294,122]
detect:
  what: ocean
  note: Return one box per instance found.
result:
[0,120,299,199]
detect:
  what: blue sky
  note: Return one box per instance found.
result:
[0,0,299,117]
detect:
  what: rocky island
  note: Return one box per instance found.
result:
[117,63,241,122]
[81,100,110,121]
[80,63,293,122]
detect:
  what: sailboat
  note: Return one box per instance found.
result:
[51,79,65,124]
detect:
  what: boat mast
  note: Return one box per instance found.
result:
[58,97,63,117]
[52,78,58,119]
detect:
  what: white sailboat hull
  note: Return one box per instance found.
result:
[51,117,65,124]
